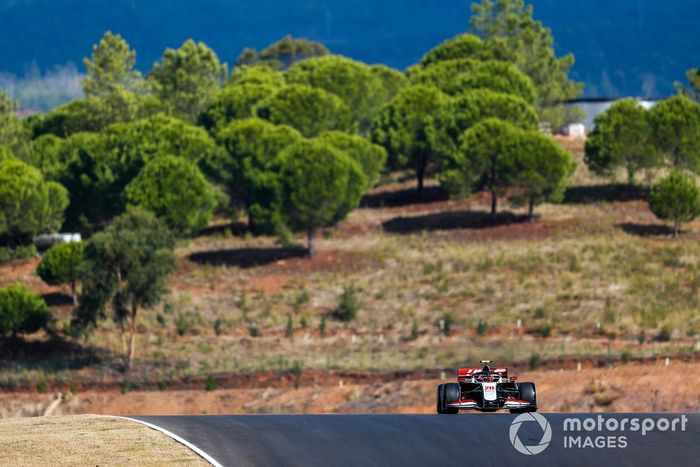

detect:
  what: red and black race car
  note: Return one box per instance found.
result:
[436,361,537,414]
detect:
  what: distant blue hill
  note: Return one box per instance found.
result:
[0,0,698,98]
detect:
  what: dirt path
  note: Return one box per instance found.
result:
[2,361,697,417]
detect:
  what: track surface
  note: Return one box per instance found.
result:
[136,414,700,466]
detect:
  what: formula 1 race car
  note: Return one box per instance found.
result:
[436,361,537,414]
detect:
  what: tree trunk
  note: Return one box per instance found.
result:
[674,218,680,238]
[416,164,425,199]
[308,228,317,259]
[71,281,78,308]
[126,304,138,371]
[119,321,127,357]
[490,189,498,218]
[528,199,535,223]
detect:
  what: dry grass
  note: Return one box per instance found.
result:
[1,137,700,388]
[0,415,208,466]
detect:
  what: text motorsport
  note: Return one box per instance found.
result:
[562,415,689,449]
[509,414,689,454]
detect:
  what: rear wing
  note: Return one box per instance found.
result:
[458,367,508,382]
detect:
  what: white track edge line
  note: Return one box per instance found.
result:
[118,416,223,467]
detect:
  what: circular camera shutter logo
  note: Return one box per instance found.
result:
[509,413,552,455]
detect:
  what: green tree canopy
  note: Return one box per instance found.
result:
[48,114,223,234]
[256,84,353,137]
[25,134,65,180]
[43,132,119,234]
[0,283,50,338]
[450,61,536,104]
[509,130,576,220]
[441,118,521,216]
[230,64,287,88]
[216,118,302,232]
[0,91,30,159]
[317,131,387,189]
[285,55,381,133]
[470,0,584,128]
[370,65,409,105]
[149,39,227,122]
[445,89,539,147]
[649,96,700,172]
[278,139,366,257]
[102,113,224,176]
[0,158,68,247]
[36,241,84,307]
[419,33,505,67]
[585,99,660,184]
[198,83,278,134]
[125,155,217,236]
[27,87,154,139]
[408,58,483,90]
[371,84,451,196]
[82,31,145,97]
[237,36,330,70]
[649,170,700,238]
[675,69,700,102]
[75,208,176,368]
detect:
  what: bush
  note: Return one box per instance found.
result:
[0,283,51,337]
[649,170,700,237]
[204,375,217,392]
[475,320,488,336]
[318,316,326,337]
[175,313,189,337]
[285,314,294,339]
[439,313,454,336]
[334,285,361,323]
[655,327,673,342]
[36,379,48,393]
[529,353,542,370]
[36,241,84,306]
[0,245,37,263]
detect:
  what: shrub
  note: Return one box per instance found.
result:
[285,314,294,339]
[529,353,542,370]
[318,316,326,337]
[213,318,224,336]
[0,245,37,264]
[476,320,488,336]
[36,242,84,308]
[410,320,420,340]
[204,375,217,392]
[175,313,189,337]
[0,283,51,338]
[655,327,673,342]
[439,313,454,336]
[649,170,700,237]
[36,379,48,393]
[334,285,361,323]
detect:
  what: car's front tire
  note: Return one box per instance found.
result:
[436,383,459,414]
[442,383,460,414]
[436,384,444,414]
[510,382,537,413]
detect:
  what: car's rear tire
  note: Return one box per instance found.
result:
[510,382,537,413]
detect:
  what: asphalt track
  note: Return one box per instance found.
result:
[135,413,700,466]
